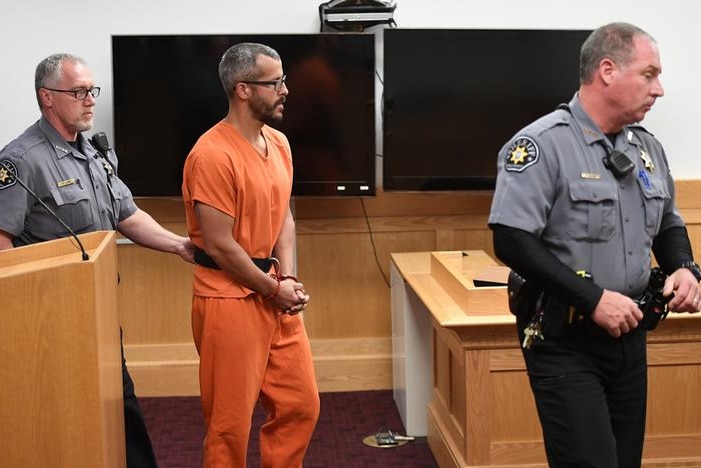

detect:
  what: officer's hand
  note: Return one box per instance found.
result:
[591,290,643,337]
[664,268,701,313]
[178,237,195,263]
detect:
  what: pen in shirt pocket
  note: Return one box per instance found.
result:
[638,169,651,190]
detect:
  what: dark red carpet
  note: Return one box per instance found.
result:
[140,390,438,467]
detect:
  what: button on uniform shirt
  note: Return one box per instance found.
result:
[0,117,137,246]
[488,94,685,297]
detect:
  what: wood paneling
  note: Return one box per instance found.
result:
[119,181,701,395]
[117,245,193,345]
[1,232,125,468]
[396,250,701,467]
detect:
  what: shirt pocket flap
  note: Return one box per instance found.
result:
[49,184,91,206]
[568,179,618,203]
[638,177,669,200]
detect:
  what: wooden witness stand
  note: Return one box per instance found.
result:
[391,250,701,468]
[0,231,125,468]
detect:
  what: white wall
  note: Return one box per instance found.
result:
[2,0,699,177]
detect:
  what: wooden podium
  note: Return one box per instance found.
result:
[391,250,701,468]
[0,231,126,468]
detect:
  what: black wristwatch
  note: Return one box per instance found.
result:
[680,260,701,282]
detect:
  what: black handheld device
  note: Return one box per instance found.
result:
[602,148,635,179]
[91,132,112,156]
[637,267,671,330]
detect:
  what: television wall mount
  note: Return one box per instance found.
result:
[319,0,396,32]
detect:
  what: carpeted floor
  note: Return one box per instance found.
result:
[140,390,438,468]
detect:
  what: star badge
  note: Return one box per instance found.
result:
[509,146,528,165]
[0,159,18,190]
[504,136,540,173]
[640,149,655,172]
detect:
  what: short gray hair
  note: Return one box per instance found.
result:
[580,22,655,85]
[34,53,86,109]
[218,43,280,98]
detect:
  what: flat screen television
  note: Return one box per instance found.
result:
[382,28,591,191]
[112,34,375,196]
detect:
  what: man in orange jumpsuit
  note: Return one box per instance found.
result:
[181,42,320,468]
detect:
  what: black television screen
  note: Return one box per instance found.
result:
[382,28,591,191]
[111,34,375,197]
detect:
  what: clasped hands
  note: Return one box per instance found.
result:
[271,275,310,315]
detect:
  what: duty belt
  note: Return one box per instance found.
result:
[194,246,276,273]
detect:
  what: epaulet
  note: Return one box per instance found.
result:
[528,106,571,137]
[627,123,654,137]
[501,105,571,174]
[1,134,45,160]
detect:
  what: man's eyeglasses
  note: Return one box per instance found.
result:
[239,76,287,93]
[44,87,101,100]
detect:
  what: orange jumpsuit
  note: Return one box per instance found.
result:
[182,121,320,468]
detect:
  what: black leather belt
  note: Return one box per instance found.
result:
[194,246,275,273]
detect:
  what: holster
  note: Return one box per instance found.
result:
[539,294,569,337]
[507,270,537,317]
[636,267,670,331]
[507,270,569,338]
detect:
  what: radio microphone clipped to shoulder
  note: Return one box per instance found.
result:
[91,131,112,156]
[602,148,635,179]
[90,132,116,180]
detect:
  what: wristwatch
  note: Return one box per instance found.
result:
[680,260,701,282]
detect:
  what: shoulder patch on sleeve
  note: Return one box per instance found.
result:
[504,136,540,172]
[0,159,18,189]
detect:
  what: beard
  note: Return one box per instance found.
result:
[251,94,285,126]
[71,111,94,133]
[75,118,93,133]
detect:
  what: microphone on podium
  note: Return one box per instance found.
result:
[0,159,90,261]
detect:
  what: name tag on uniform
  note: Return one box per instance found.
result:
[57,178,77,188]
[580,172,601,179]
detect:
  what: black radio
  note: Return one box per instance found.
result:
[636,267,671,331]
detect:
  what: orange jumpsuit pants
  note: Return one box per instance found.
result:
[192,294,320,468]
